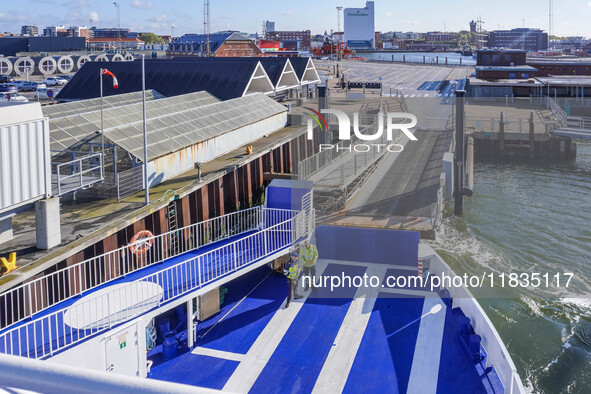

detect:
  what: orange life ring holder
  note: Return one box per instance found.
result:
[129,230,154,255]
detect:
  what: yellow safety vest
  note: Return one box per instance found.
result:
[287,263,301,280]
[301,245,318,267]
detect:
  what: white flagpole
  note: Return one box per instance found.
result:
[100,68,104,173]
[142,54,149,205]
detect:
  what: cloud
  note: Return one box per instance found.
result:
[89,11,99,22]
[399,19,419,25]
[60,0,88,6]
[150,14,168,23]
[283,10,294,15]
[132,0,153,10]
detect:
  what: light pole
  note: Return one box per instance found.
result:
[113,2,120,52]
[100,68,105,172]
[336,6,343,71]
[142,54,149,205]
[171,25,175,39]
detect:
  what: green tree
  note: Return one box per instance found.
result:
[139,33,165,45]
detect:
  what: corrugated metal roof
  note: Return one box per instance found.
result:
[103,93,286,161]
[49,91,219,151]
[56,59,273,101]
[42,90,164,119]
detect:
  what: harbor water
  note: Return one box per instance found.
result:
[430,141,591,393]
[356,51,476,66]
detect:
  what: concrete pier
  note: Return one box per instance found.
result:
[35,198,61,250]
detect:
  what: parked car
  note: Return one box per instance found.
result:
[0,74,14,83]
[9,80,28,91]
[60,74,74,81]
[44,77,67,86]
[0,84,17,93]
[34,87,58,100]
[20,81,46,92]
[0,92,29,102]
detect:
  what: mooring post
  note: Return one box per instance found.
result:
[454,90,466,215]
[529,112,535,158]
[499,112,505,155]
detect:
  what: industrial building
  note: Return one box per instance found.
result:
[0,37,86,57]
[487,28,548,51]
[344,1,375,49]
[47,91,288,196]
[55,57,320,102]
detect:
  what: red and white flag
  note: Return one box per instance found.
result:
[102,69,119,88]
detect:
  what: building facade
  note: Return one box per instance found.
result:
[265,21,275,33]
[43,26,67,37]
[487,28,548,51]
[265,30,311,51]
[21,26,39,36]
[344,1,375,49]
[424,32,457,42]
[87,37,144,50]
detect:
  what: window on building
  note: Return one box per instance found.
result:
[229,45,232,49]
[509,73,517,79]
[521,73,529,79]
[237,45,240,50]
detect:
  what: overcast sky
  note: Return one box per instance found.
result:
[1,0,590,38]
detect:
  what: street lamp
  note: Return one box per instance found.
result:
[113,2,120,52]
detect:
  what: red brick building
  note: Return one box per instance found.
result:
[215,33,262,57]
[266,30,311,51]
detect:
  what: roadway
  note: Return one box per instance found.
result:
[316,60,472,98]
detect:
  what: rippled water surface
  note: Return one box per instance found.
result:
[430,141,591,393]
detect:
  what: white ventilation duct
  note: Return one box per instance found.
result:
[111,53,125,62]
[57,56,75,74]
[94,54,110,62]
[13,57,35,77]
[38,57,58,75]
[76,55,92,70]
[0,58,13,75]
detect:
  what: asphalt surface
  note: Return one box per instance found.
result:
[347,129,452,219]
[316,60,472,98]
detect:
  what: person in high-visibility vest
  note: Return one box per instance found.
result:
[284,251,303,308]
[300,240,318,291]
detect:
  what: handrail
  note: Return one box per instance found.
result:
[0,206,266,330]
[0,206,312,360]
[52,152,103,196]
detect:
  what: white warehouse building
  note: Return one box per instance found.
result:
[344,1,375,49]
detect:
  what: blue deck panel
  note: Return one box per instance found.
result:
[249,263,367,394]
[343,295,425,394]
[437,308,495,394]
[0,227,300,358]
[149,351,239,390]
[194,267,285,355]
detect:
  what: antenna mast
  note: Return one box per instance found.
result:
[204,0,210,56]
